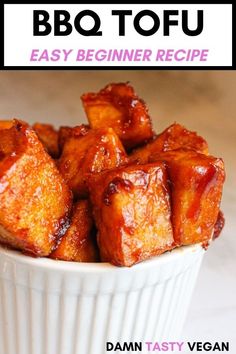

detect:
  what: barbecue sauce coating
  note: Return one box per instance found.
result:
[130,123,209,164]
[213,210,225,240]
[149,149,225,246]
[81,83,154,149]
[88,163,174,267]
[51,200,99,262]
[58,127,128,198]
[33,123,60,158]
[0,120,72,256]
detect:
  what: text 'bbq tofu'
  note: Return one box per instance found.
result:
[81,83,154,149]
[0,120,72,256]
[149,149,225,246]
[58,127,128,198]
[88,163,174,267]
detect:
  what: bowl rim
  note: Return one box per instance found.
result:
[0,244,204,274]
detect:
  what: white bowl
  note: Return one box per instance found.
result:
[0,244,205,354]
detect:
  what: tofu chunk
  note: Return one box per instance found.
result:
[0,120,72,256]
[0,120,14,130]
[150,149,225,246]
[50,200,98,262]
[88,163,174,267]
[58,124,89,152]
[33,123,59,158]
[58,127,128,198]
[81,83,154,149]
[130,123,209,164]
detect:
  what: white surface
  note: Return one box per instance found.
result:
[0,71,235,352]
[0,245,204,354]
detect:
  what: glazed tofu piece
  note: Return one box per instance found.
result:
[81,83,154,149]
[149,149,225,246]
[58,124,89,152]
[0,120,14,130]
[88,163,174,267]
[0,120,72,256]
[51,200,98,262]
[130,123,209,164]
[33,123,59,158]
[58,127,128,198]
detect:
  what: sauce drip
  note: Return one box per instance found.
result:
[213,210,225,240]
[186,165,216,220]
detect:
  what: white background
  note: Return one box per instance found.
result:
[4,4,233,67]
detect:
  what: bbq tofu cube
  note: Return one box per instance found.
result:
[51,200,98,262]
[88,163,174,267]
[81,83,154,149]
[130,123,209,164]
[150,149,225,246]
[33,123,59,158]
[0,120,14,130]
[0,120,72,256]
[58,124,89,152]
[58,127,128,198]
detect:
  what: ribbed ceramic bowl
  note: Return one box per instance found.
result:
[0,244,205,354]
